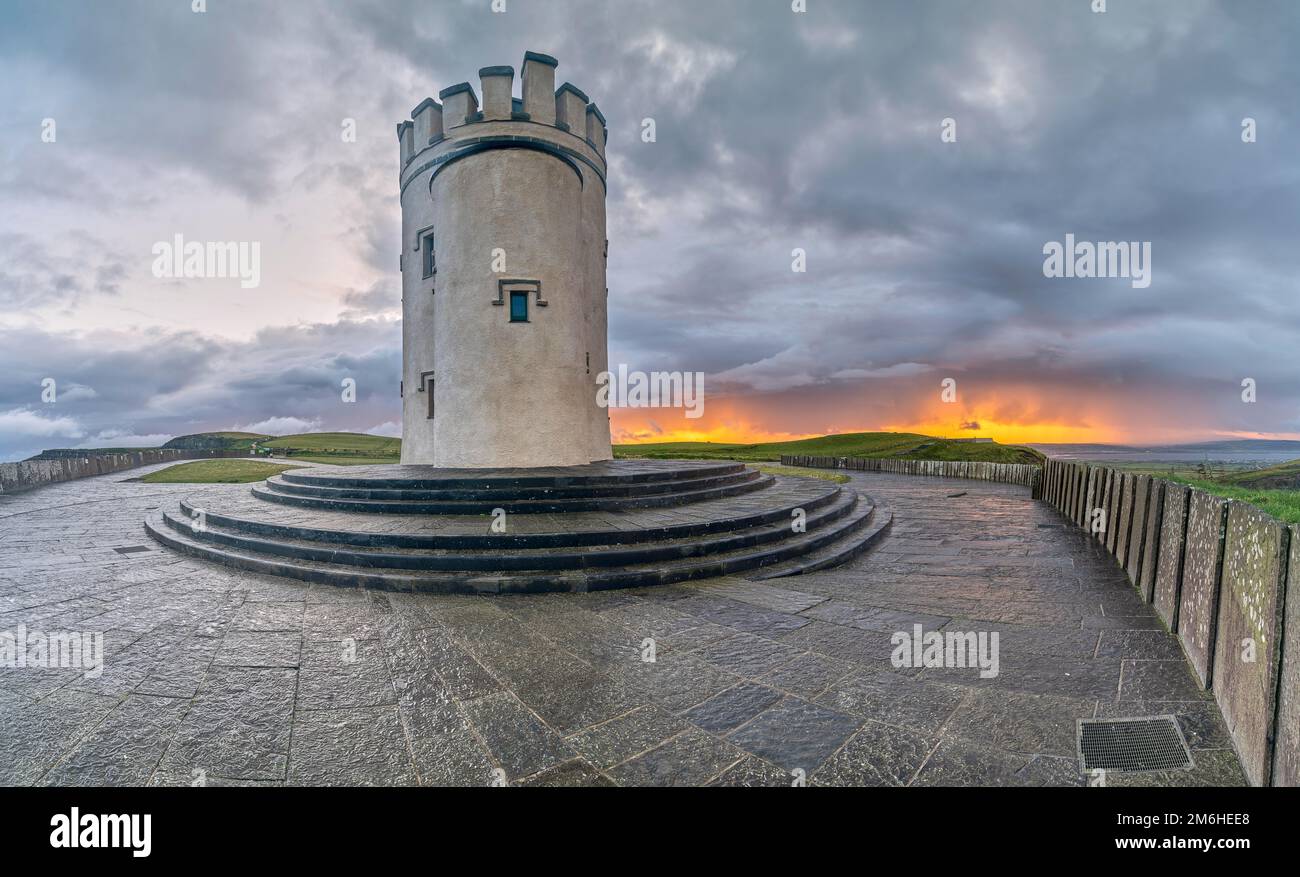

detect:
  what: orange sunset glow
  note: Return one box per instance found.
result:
[609,384,1132,446]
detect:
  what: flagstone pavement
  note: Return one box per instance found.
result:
[0,462,1246,786]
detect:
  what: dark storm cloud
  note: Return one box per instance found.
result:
[0,319,400,461]
[1,0,1298,456]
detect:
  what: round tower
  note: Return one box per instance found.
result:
[396,52,611,468]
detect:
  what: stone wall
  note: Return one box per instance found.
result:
[1039,458,1297,786]
[780,455,1041,488]
[0,449,241,495]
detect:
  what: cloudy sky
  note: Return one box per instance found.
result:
[1,0,1297,461]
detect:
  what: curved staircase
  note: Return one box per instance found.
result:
[145,460,891,594]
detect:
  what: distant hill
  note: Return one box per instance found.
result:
[615,432,1044,465]
[26,448,168,461]
[163,431,401,466]
[1032,439,1300,457]
[163,432,270,451]
[1220,460,1300,490]
[260,432,400,455]
[32,430,1042,468]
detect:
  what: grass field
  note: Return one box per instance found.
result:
[261,432,400,456]
[752,464,851,483]
[614,432,1043,465]
[161,431,401,464]
[139,460,303,484]
[1162,476,1300,524]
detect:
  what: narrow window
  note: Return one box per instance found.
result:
[418,370,435,419]
[422,232,436,278]
[509,291,529,322]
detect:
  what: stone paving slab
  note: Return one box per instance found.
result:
[0,463,1245,786]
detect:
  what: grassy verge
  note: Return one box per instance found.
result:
[1162,476,1300,524]
[139,460,303,484]
[752,464,850,484]
[615,432,1043,465]
[1071,459,1300,523]
[261,432,399,455]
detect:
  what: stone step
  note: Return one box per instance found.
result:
[249,472,776,515]
[263,467,759,502]
[158,489,865,572]
[143,492,881,594]
[750,503,893,580]
[174,480,844,550]
[278,460,746,490]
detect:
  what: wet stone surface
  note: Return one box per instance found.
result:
[0,462,1244,786]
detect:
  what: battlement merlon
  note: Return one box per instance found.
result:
[439,82,479,130]
[555,82,588,135]
[396,121,414,165]
[585,103,607,155]
[521,51,558,124]
[479,66,514,121]
[411,97,443,147]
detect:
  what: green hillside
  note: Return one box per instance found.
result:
[162,431,270,451]
[1165,476,1300,524]
[259,432,401,464]
[1219,459,1300,490]
[614,432,1044,465]
[85,429,1044,470]
[156,431,400,466]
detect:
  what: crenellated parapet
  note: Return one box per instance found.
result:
[397,51,607,194]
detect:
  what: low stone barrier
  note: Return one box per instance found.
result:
[0,449,242,495]
[1125,475,1152,583]
[1137,479,1165,602]
[1212,504,1289,786]
[1154,483,1191,628]
[780,455,1041,489]
[1038,458,1297,786]
[1177,491,1229,687]
[1274,533,1300,786]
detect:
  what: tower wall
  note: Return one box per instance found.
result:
[398,54,611,468]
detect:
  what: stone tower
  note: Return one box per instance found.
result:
[396,52,611,468]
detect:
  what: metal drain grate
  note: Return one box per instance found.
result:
[114,545,152,555]
[1078,716,1193,773]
